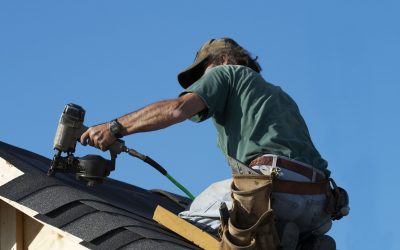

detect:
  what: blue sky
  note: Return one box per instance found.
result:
[1,1,399,249]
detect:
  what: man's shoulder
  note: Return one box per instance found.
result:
[205,64,278,92]
[209,65,263,85]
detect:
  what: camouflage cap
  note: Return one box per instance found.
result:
[177,38,240,89]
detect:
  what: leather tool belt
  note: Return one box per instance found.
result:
[249,155,328,195]
[249,155,325,182]
[273,179,328,195]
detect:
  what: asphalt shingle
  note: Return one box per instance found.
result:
[0,141,198,250]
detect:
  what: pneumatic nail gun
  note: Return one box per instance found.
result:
[47,103,125,186]
[47,103,195,199]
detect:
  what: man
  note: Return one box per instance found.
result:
[81,38,336,249]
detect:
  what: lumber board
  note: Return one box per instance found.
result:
[16,210,24,250]
[1,195,38,218]
[0,157,24,186]
[23,214,88,250]
[153,205,220,250]
[0,201,17,250]
[0,156,87,248]
[0,197,88,250]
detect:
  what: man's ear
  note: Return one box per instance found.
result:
[222,55,229,65]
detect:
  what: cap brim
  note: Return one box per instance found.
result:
[177,55,210,89]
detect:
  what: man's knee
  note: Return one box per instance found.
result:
[298,235,336,250]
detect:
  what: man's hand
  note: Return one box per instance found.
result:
[80,123,117,151]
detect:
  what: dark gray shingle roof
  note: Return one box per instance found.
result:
[0,141,198,250]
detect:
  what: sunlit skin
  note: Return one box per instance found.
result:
[80,63,223,151]
[80,92,205,151]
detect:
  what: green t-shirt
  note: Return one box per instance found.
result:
[182,65,329,175]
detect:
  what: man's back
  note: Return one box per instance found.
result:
[184,64,328,174]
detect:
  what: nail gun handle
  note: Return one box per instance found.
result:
[108,139,126,156]
[80,125,125,155]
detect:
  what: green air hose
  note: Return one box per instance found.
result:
[125,148,195,200]
[165,173,195,200]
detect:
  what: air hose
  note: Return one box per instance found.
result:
[123,147,195,200]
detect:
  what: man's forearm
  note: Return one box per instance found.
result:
[118,99,188,135]
[80,93,205,150]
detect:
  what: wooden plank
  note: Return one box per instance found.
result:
[23,214,44,249]
[153,205,220,250]
[0,197,88,249]
[23,215,89,250]
[0,200,17,250]
[0,157,87,249]
[0,196,38,218]
[16,210,24,250]
[0,157,24,186]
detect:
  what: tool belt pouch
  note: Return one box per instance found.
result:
[219,174,280,250]
[326,178,350,220]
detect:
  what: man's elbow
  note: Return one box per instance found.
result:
[171,106,190,122]
[170,93,205,122]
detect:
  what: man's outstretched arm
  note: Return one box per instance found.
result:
[80,92,206,151]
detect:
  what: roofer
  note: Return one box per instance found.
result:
[81,38,347,249]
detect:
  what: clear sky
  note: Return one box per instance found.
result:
[1,1,399,249]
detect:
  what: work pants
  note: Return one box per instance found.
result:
[178,157,332,245]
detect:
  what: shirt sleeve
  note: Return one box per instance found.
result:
[180,65,231,122]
